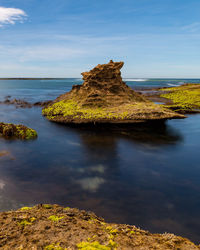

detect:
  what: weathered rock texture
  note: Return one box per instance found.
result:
[0,204,199,249]
[43,60,185,124]
[64,60,146,107]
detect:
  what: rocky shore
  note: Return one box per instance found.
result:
[42,61,184,124]
[0,204,199,249]
[141,83,200,114]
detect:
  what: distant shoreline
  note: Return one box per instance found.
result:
[1,78,200,80]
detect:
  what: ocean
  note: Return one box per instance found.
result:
[0,78,200,243]
[1,78,200,103]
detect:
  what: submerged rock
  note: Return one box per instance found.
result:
[2,98,32,108]
[0,150,15,160]
[0,98,51,108]
[0,150,10,157]
[0,123,37,140]
[43,60,185,124]
[0,204,199,249]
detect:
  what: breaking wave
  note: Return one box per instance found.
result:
[167,82,184,87]
[124,78,148,82]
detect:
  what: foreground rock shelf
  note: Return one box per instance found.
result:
[0,204,199,249]
[42,60,185,124]
[0,123,37,140]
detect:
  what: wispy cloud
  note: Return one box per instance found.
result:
[0,44,86,62]
[181,22,200,32]
[0,6,27,27]
[54,35,128,43]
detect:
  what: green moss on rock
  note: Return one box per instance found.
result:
[42,99,131,121]
[0,123,37,140]
[18,217,36,226]
[43,99,184,123]
[77,241,114,250]
[160,84,200,113]
[48,215,64,222]
[20,207,33,211]
[43,204,53,209]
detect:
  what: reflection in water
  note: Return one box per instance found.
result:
[67,122,182,197]
[77,177,105,192]
[0,104,200,243]
[70,121,183,145]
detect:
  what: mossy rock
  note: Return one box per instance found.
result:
[160,84,200,113]
[42,99,185,124]
[42,61,185,124]
[0,123,37,140]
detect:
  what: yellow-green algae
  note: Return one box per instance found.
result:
[20,206,33,211]
[48,215,64,222]
[77,240,117,250]
[43,204,53,209]
[18,217,36,226]
[42,100,130,120]
[160,84,200,112]
[15,125,37,140]
[105,226,118,235]
[64,206,70,210]
[0,122,37,140]
[42,99,170,122]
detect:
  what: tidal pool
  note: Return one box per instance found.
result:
[0,79,200,243]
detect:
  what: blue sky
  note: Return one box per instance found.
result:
[0,0,200,78]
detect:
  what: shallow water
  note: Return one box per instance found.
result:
[0,79,200,243]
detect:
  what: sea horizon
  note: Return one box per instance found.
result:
[1,77,200,80]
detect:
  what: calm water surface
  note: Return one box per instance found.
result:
[0,79,200,243]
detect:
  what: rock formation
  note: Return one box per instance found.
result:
[62,60,147,107]
[43,60,185,124]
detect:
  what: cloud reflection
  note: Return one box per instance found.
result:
[0,180,5,190]
[77,177,105,192]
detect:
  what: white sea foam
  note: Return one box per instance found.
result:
[167,83,178,87]
[167,82,184,87]
[73,78,82,81]
[124,78,148,82]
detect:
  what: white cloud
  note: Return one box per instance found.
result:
[0,6,26,27]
